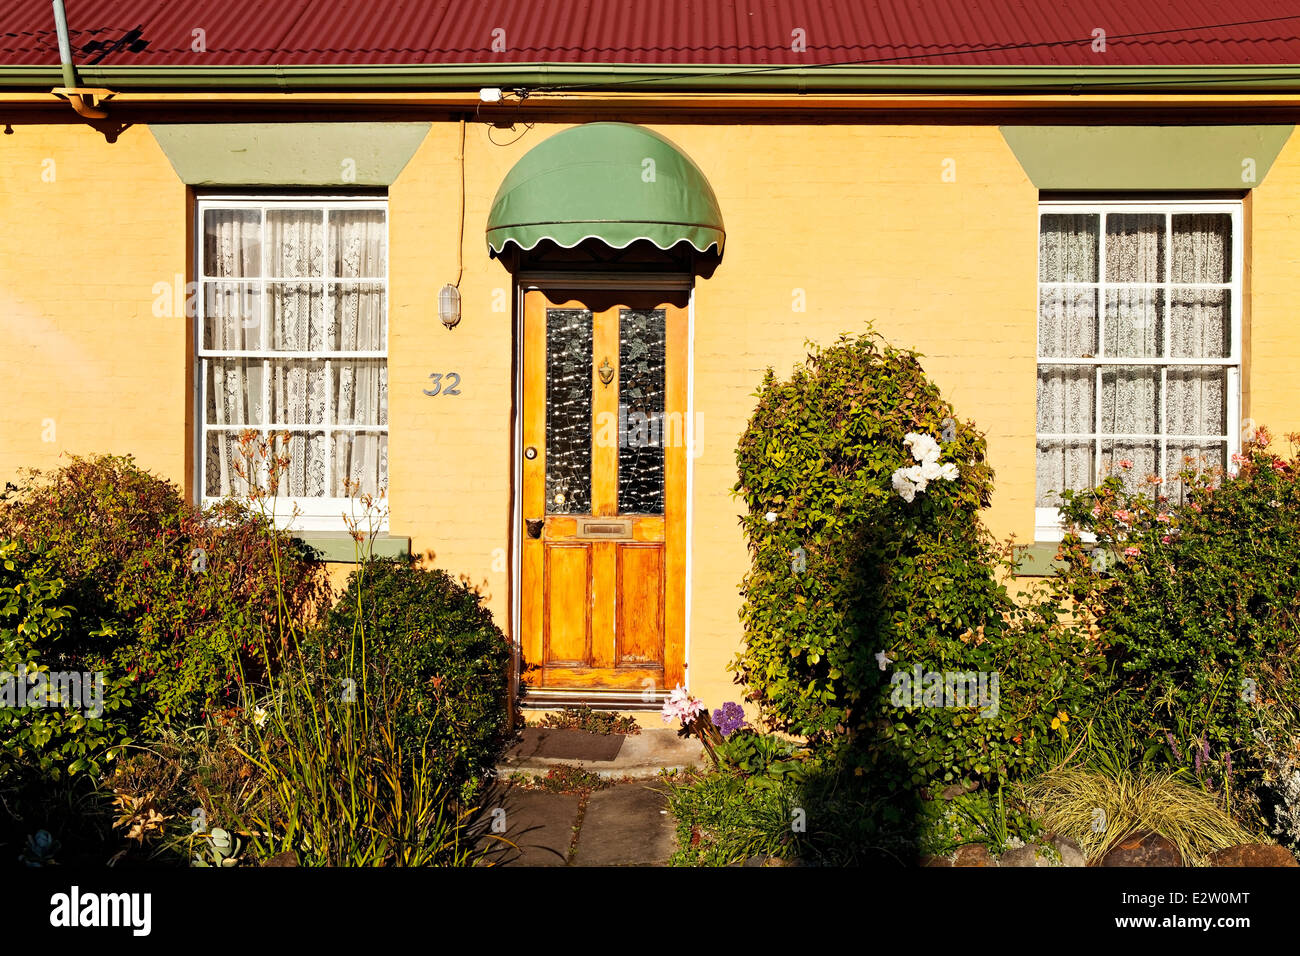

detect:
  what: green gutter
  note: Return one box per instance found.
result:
[5,63,1300,94]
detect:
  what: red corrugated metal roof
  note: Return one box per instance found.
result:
[5,0,1300,67]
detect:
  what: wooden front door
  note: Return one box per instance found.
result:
[521,287,687,693]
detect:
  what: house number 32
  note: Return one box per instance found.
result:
[424,372,462,396]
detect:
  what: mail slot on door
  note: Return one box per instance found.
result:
[576,517,634,540]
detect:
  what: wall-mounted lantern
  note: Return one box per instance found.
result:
[439,284,462,329]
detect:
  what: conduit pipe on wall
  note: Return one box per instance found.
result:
[50,0,113,119]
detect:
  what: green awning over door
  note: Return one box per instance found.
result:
[486,122,725,256]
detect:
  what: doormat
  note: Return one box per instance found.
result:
[507,727,625,762]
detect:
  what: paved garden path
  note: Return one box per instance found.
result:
[472,780,678,866]
[470,727,704,866]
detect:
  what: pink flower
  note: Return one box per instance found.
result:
[1232,453,1247,465]
[1161,535,1172,544]
[1118,459,1133,470]
[1190,503,1202,513]
[1114,509,1133,524]
[660,684,705,724]
[1272,460,1288,472]
[1155,514,1171,523]
[1123,546,1141,557]
[1091,504,1103,518]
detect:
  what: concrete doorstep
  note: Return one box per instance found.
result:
[496,726,707,780]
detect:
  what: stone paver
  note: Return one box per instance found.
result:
[471,784,580,867]
[571,784,676,867]
[474,782,678,867]
[479,728,693,866]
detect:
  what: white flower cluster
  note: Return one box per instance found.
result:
[891,432,959,503]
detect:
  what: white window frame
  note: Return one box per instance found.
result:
[194,194,389,532]
[1035,199,1243,541]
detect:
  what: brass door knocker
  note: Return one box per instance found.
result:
[598,358,615,386]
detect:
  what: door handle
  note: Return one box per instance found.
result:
[525,518,544,539]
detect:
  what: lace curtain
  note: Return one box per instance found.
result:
[1037,212,1231,506]
[204,206,387,502]
[330,210,387,498]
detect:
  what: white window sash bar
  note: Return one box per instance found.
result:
[1037,357,1238,366]
[200,276,385,283]
[203,424,389,432]
[199,351,386,359]
[1038,433,1229,442]
[1094,210,1106,488]
[1039,281,1232,289]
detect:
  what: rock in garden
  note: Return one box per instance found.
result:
[919,854,953,867]
[1049,833,1087,867]
[1099,831,1183,867]
[262,850,299,867]
[998,844,1057,867]
[952,844,995,867]
[1206,844,1298,867]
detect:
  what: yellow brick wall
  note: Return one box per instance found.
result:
[0,124,188,482]
[1243,132,1300,445]
[8,117,1296,714]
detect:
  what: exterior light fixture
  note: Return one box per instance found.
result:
[439,284,462,329]
[479,87,503,103]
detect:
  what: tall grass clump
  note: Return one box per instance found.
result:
[213,432,480,867]
[1023,769,1255,865]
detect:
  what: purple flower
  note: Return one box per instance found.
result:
[1166,733,1182,761]
[712,701,747,738]
[1195,738,1211,772]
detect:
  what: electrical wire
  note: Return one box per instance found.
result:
[455,114,464,288]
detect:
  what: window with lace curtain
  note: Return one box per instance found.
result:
[197,196,388,530]
[1036,200,1242,540]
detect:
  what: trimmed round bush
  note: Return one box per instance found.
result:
[321,559,513,799]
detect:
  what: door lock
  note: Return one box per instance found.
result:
[524,445,538,460]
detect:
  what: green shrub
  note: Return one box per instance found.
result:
[714,729,804,786]
[1053,427,1300,815]
[666,742,927,866]
[0,539,132,781]
[0,455,328,737]
[733,333,1096,789]
[320,558,512,800]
